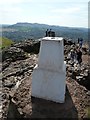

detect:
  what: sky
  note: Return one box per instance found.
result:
[0,0,89,28]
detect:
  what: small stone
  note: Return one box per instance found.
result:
[76,76,83,80]
[23,104,32,114]
[86,91,90,96]
[18,108,23,115]
[0,113,2,119]
[2,93,7,99]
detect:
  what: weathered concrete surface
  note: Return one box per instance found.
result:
[32,37,66,103]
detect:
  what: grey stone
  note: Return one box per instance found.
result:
[86,91,90,96]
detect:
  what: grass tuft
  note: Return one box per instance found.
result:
[0,37,14,49]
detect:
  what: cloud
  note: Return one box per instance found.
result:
[0,0,32,21]
[51,7,81,14]
[0,0,32,13]
[0,0,32,5]
[45,14,88,28]
[0,0,88,27]
[0,0,88,5]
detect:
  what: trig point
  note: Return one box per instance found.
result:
[31,37,66,103]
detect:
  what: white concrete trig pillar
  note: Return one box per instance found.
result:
[31,37,66,103]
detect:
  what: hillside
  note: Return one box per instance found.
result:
[0,37,14,49]
[1,22,88,42]
[1,39,90,119]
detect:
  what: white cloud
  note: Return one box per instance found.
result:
[0,0,32,5]
[45,13,88,28]
[2,7,22,13]
[0,0,88,27]
[0,0,31,24]
[0,0,88,5]
[52,7,81,14]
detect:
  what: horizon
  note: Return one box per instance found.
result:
[1,22,88,29]
[0,0,89,28]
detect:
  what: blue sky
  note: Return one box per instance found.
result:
[0,0,89,28]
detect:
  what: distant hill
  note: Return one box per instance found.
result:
[0,37,14,49]
[1,22,88,42]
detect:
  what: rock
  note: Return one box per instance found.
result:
[14,81,21,90]
[0,113,2,119]
[2,61,10,71]
[67,72,72,77]
[3,83,16,88]
[86,91,90,96]
[2,93,7,99]
[1,38,90,119]
[67,66,73,72]
[83,73,88,77]
[3,76,16,88]
[76,76,83,80]
[64,39,75,45]
[22,104,32,115]
[18,108,23,115]
[2,47,27,62]
[13,40,40,54]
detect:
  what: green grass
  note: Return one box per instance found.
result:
[0,37,14,49]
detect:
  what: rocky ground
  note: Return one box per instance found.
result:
[1,39,90,119]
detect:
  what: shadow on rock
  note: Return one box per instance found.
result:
[76,72,90,90]
[30,86,78,118]
[7,95,24,120]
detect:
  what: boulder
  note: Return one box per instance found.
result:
[2,47,27,62]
